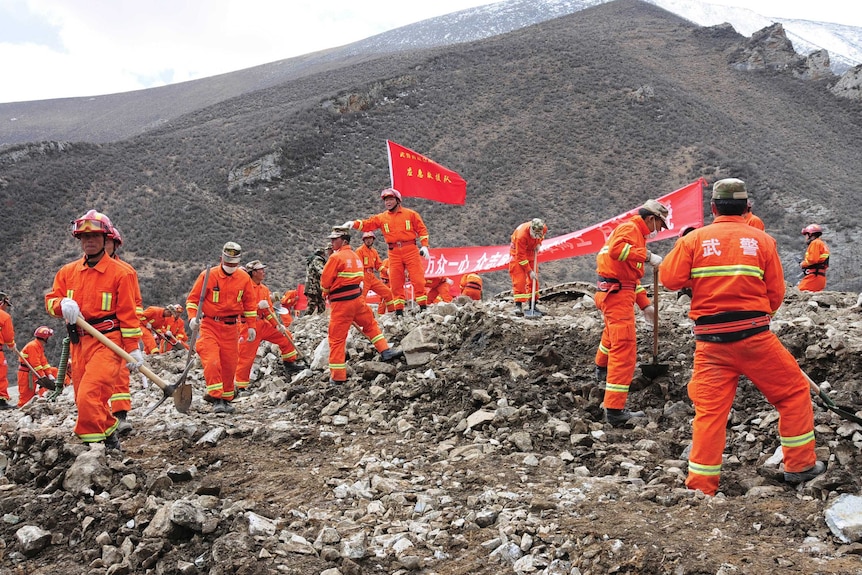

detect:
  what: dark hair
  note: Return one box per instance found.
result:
[712,198,747,216]
[637,207,653,220]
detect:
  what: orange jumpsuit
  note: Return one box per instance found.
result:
[378,259,391,314]
[353,205,429,310]
[661,215,817,496]
[425,276,454,303]
[280,290,298,326]
[798,237,829,292]
[744,212,765,230]
[459,273,483,301]
[508,222,546,304]
[186,266,257,402]
[355,242,395,313]
[46,255,143,443]
[594,215,650,410]
[108,255,144,417]
[0,308,13,402]
[158,315,188,352]
[235,282,299,391]
[17,338,53,406]
[321,245,390,382]
[594,283,652,370]
[141,306,173,354]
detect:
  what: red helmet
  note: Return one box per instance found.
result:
[107,225,123,245]
[72,209,112,237]
[362,231,376,240]
[380,188,402,201]
[34,326,54,339]
[802,224,822,235]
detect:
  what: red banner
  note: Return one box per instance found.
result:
[387,140,467,205]
[421,179,706,278]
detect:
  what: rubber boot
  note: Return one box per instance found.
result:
[115,410,133,435]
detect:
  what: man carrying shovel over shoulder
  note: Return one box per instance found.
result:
[45,209,144,450]
[660,178,824,495]
[186,242,258,414]
[594,200,667,427]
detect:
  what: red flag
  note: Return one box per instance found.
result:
[387,140,467,205]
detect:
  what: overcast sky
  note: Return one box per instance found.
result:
[0,0,858,104]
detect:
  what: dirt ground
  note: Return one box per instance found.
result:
[1,287,862,575]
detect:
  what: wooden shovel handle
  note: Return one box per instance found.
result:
[652,266,660,359]
[74,317,169,391]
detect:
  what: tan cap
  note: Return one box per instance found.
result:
[642,199,669,229]
[712,178,748,200]
[244,259,266,272]
[222,241,242,263]
[328,226,351,239]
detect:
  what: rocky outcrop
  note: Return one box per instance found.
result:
[830,64,862,101]
[227,152,282,190]
[728,23,804,72]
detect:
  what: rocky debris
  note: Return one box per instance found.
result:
[726,23,833,81]
[831,64,862,101]
[1,284,862,573]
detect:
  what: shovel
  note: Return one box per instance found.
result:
[74,317,192,414]
[803,370,862,425]
[641,266,669,380]
[523,251,543,318]
[14,345,56,391]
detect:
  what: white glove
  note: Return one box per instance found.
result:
[419,246,430,258]
[247,328,256,343]
[341,220,354,229]
[258,299,270,309]
[642,305,655,330]
[126,349,144,372]
[60,298,80,324]
[648,252,663,267]
[277,324,287,336]
[529,270,538,281]
[164,330,173,338]
[189,317,200,331]
[446,278,454,285]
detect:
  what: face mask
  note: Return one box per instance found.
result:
[647,229,658,240]
[222,263,239,274]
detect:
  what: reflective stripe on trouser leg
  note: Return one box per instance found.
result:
[71,334,122,442]
[596,290,637,410]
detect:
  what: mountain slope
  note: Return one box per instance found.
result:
[1,0,860,146]
[2,0,862,343]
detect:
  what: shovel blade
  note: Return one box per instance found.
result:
[641,362,669,380]
[173,383,192,413]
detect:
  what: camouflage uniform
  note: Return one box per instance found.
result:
[304,249,328,315]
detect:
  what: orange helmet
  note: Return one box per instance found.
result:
[34,326,54,339]
[802,224,822,235]
[380,188,402,201]
[107,225,123,245]
[72,209,112,237]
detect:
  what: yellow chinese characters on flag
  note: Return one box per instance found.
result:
[387,140,467,205]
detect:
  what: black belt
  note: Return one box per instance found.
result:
[329,284,362,302]
[694,311,770,343]
[207,315,239,325]
[596,276,636,292]
[803,268,826,276]
[78,313,120,336]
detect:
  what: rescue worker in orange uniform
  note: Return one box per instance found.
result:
[425,275,454,304]
[661,178,825,495]
[46,210,143,450]
[377,258,391,315]
[342,188,431,316]
[459,273,484,301]
[235,260,304,393]
[279,289,299,325]
[186,242,258,413]
[798,224,830,292]
[17,326,57,407]
[595,200,667,427]
[104,224,145,435]
[141,306,177,354]
[355,231,395,314]
[743,199,765,230]
[0,292,15,409]
[509,218,547,316]
[159,305,188,352]
[321,227,403,384]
